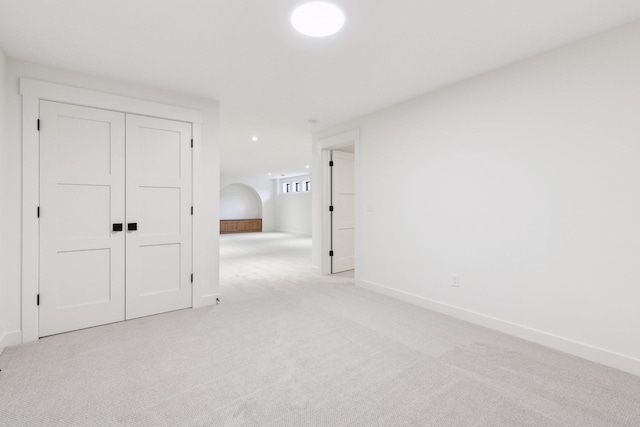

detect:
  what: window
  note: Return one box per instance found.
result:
[282,179,311,194]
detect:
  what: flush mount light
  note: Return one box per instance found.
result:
[291,2,345,37]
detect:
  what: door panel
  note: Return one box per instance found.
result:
[331,150,355,273]
[138,244,182,295]
[39,101,126,337]
[125,114,193,319]
[55,249,112,308]
[139,187,181,234]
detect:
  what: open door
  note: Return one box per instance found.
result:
[330,150,355,273]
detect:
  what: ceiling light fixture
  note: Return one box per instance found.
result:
[305,165,310,169]
[251,136,258,142]
[291,2,345,38]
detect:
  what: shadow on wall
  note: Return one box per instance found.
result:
[220,183,263,219]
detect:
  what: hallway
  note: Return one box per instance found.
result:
[220,232,345,303]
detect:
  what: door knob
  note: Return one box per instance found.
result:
[127,223,138,231]
[112,223,123,232]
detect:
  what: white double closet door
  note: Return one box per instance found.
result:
[39,101,193,337]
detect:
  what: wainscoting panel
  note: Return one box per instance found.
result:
[220,219,262,234]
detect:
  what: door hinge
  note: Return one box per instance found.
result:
[37,294,40,306]
[191,274,194,283]
[191,206,193,215]
[191,139,193,148]
[37,119,40,131]
[329,205,334,212]
[37,206,40,218]
[329,250,334,257]
[329,160,334,167]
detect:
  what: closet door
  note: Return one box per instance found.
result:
[125,114,193,319]
[39,101,126,337]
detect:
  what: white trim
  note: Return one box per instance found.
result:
[191,123,209,306]
[198,294,221,307]
[316,129,360,276]
[20,78,203,123]
[316,129,360,151]
[357,279,640,377]
[321,148,331,275]
[22,95,40,343]
[21,79,206,343]
[0,331,22,355]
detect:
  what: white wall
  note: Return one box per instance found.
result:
[220,184,262,219]
[0,47,10,353]
[220,174,276,231]
[1,59,220,347]
[276,174,312,235]
[313,21,640,375]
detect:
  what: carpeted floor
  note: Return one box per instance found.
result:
[1,232,639,426]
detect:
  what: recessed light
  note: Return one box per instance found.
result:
[291,2,345,38]
[305,165,310,169]
[268,173,272,176]
[251,136,258,142]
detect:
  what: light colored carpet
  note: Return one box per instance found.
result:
[1,232,639,426]
[331,269,355,279]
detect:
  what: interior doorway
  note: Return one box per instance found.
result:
[316,128,360,279]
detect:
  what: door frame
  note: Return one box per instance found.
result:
[316,129,360,276]
[20,78,204,343]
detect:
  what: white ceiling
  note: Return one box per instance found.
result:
[1,1,640,177]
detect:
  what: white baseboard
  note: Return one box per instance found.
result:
[273,229,312,236]
[357,279,640,377]
[196,293,221,307]
[0,331,22,355]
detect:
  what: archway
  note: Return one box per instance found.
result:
[220,183,263,233]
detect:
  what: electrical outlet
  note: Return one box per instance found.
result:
[451,274,460,287]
